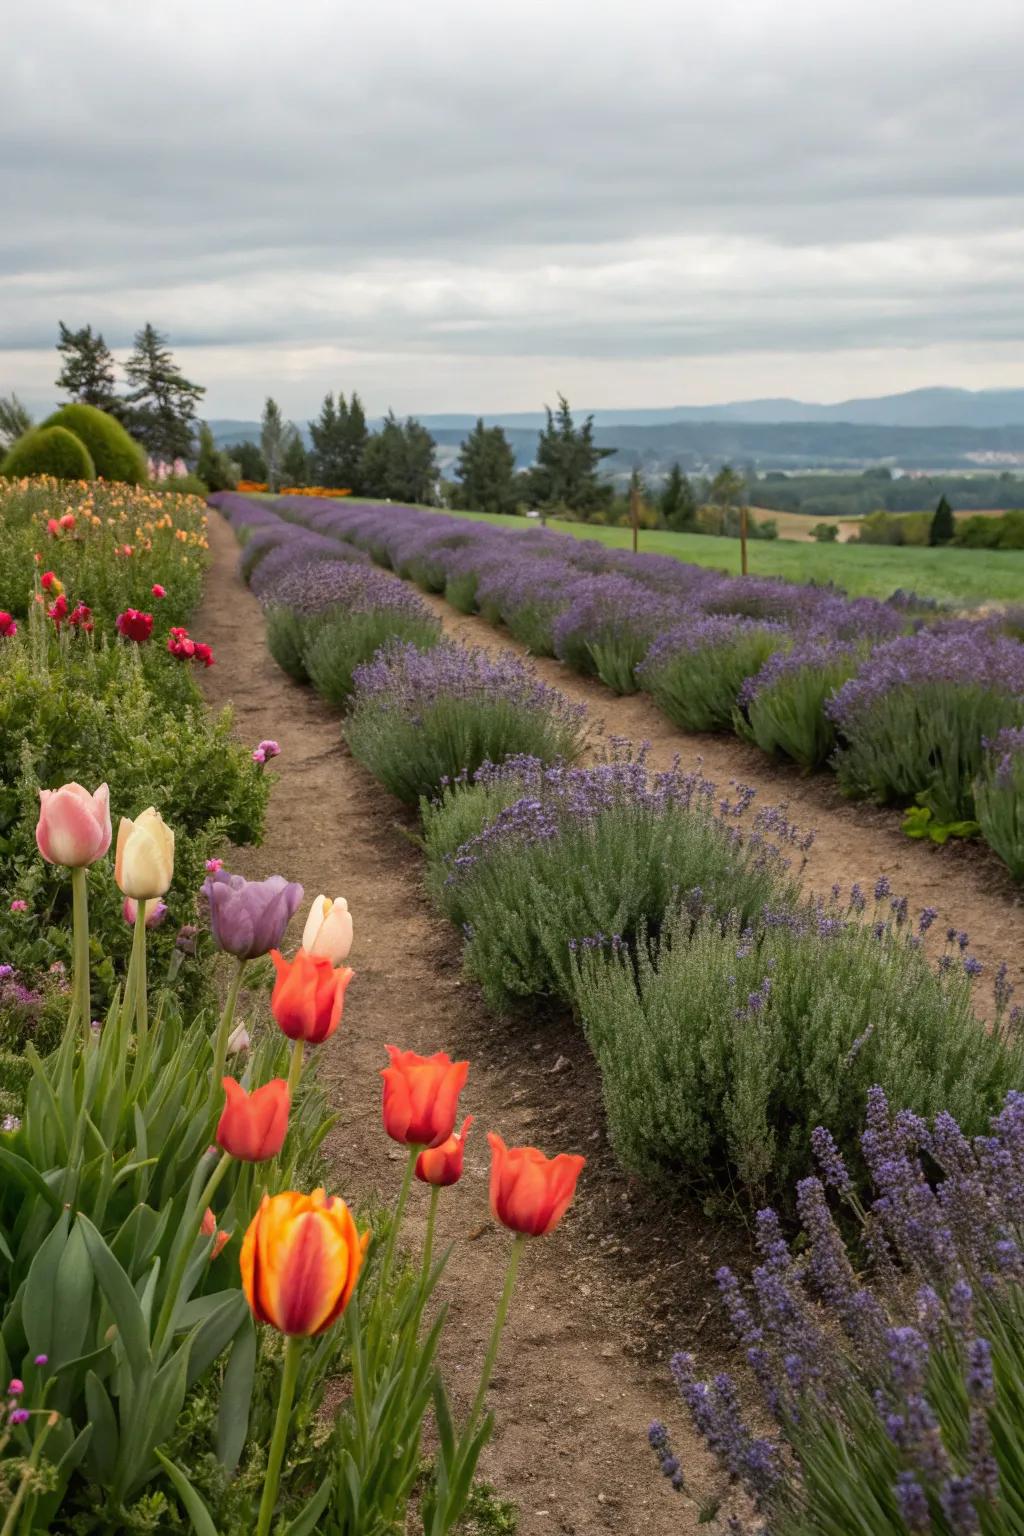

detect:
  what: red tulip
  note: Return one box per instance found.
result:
[487,1133,585,1237]
[201,1207,231,1259]
[270,949,353,1044]
[380,1045,469,1149]
[240,1189,368,1336]
[216,1077,290,1161]
[416,1115,473,1186]
[116,609,153,643]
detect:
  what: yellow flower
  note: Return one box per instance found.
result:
[115,808,175,899]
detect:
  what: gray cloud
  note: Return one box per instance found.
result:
[3,0,1024,412]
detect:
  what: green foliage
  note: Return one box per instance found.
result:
[196,423,238,493]
[225,440,267,482]
[975,740,1024,881]
[123,324,205,463]
[308,391,369,492]
[929,493,956,545]
[640,625,789,732]
[43,403,148,485]
[422,758,799,1013]
[0,392,33,451]
[259,398,288,492]
[856,508,931,546]
[55,320,124,419]
[900,803,980,845]
[264,605,312,682]
[660,463,698,531]
[281,429,309,487]
[956,508,1024,550]
[528,396,613,514]
[1,425,96,482]
[572,906,1021,1204]
[360,411,439,505]
[811,521,838,541]
[739,647,865,771]
[453,419,518,514]
[302,609,442,708]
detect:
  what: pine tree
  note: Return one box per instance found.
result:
[529,395,613,515]
[281,428,309,486]
[930,494,956,546]
[452,419,518,513]
[225,440,267,481]
[309,392,342,485]
[259,398,288,491]
[0,393,32,450]
[55,322,124,418]
[123,324,204,462]
[339,392,369,493]
[660,462,698,531]
[360,412,439,504]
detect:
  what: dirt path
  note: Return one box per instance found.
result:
[196,512,713,1536]
[419,595,1024,1010]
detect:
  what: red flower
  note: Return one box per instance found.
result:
[270,949,354,1044]
[48,594,69,628]
[151,583,166,598]
[46,518,61,537]
[216,1077,290,1161]
[193,642,215,667]
[416,1115,474,1186]
[0,612,17,638]
[59,513,76,530]
[487,1133,585,1238]
[380,1046,469,1149]
[41,570,58,591]
[68,602,93,633]
[115,609,153,643]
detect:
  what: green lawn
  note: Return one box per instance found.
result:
[413,506,1024,606]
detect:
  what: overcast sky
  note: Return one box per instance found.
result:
[4,0,1024,417]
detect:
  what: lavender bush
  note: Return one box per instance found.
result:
[975,727,1024,881]
[343,640,588,803]
[422,749,804,1011]
[638,617,790,733]
[829,628,1024,822]
[552,576,678,693]
[303,605,441,707]
[654,1083,1024,1534]
[738,639,867,771]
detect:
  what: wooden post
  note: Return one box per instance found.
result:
[630,480,640,554]
[739,503,749,575]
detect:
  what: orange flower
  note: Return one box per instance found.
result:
[240,1188,368,1335]
[487,1133,585,1237]
[380,1045,469,1149]
[270,949,354,1043]
[216,1077,290,1161]
[416,1115,474,1186]
[201,1207,231,1260]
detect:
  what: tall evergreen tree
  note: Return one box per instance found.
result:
[195,423,237,492]
[123,324,204,462]
[308,390,370,490]
[930,494,956,546]
[259,398,288,491]
[660,462,698,530]
[308,392,343,485]
[225,440,267,481]
[360,412,438,505]
[281,427,309,486]
[339,392,369,493]
[55,321,123,417]
[453,418,517,513]
[529,395,613,515]
[0,392,32,450]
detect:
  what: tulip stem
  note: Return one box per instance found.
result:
[256,1335,303,1536]
[211,957,247,1090]
[70,867,90,1043]
[286,1038,304,1099]
[153,1150,233,1354]
[465,1233,526,1437]
[132,902,148,1048]
[378,1144,419,1302]
[421,1184,440,1293]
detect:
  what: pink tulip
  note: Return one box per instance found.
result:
[36,783,112,868]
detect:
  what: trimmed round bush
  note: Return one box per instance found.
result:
[1,425,95,481]
[43,403,147,485]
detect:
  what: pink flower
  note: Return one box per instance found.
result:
[9,900,28,914]
[59,513,76,531]
[115,609,153,644]
[252,748,266,765]
[0,612,17,639]
[36,782,112,868]
[151,584,166,598]
[46,518,61,537]
[205,857,223,873]
[121,897,168,929]
[257,740,281,760]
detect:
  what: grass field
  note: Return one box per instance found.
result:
[406,505,1024,606]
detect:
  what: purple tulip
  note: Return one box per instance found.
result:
[201,871,303,960]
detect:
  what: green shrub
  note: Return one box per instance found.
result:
[423,753,801,1012]
[43,403,147,484]
[975,727,1024,880]
[304,608,441,708]
[637,617,789,732]
[573,904,1020,1204]
[344,640,588,805]
[265,605,311,682]
[737,640,866,771]
[1,425,95,481]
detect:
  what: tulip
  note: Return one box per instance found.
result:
[301,894,353,965]
[486,1133,585,1238]
[270,949,353,1045]
[36,782,111,868]
[202,870,303,960]
[121,896,168,929]
[115,608,153,643]
[201,1207,230,1260]
[242,1190,369,1536]
[216,1077,290,1162]
[115,808,174,899]
[226,1021,250,1055]
[416,1115,473,1187]
[380,1045,469,1150]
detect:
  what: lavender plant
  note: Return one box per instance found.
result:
[552,576,678,694]
[423,750,803,1011]
[974,727,1024,881]
[653,1084,1024,1535]
[573,900,1020,1201]
[637,617,790,732]
[737,639,867,771]
[303,606,442,707]
[829,628,1024,822]
[344,641,588,803]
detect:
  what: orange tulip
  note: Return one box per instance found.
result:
[216,1077,290,1161]
[240,1188,368,1336]
[201,1207,231,1260]
[270,948,353,1043]
[380,1045,469,1149]
[487,1133,585,1237]
[416,1115,474,1187]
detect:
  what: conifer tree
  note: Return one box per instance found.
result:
[55,322,123,417]
[123,324,204,462]
[453,418,517,513]
[660,462,698,530]
[930,493,956,546]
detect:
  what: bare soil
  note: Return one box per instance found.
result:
[196,513,721,1536]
